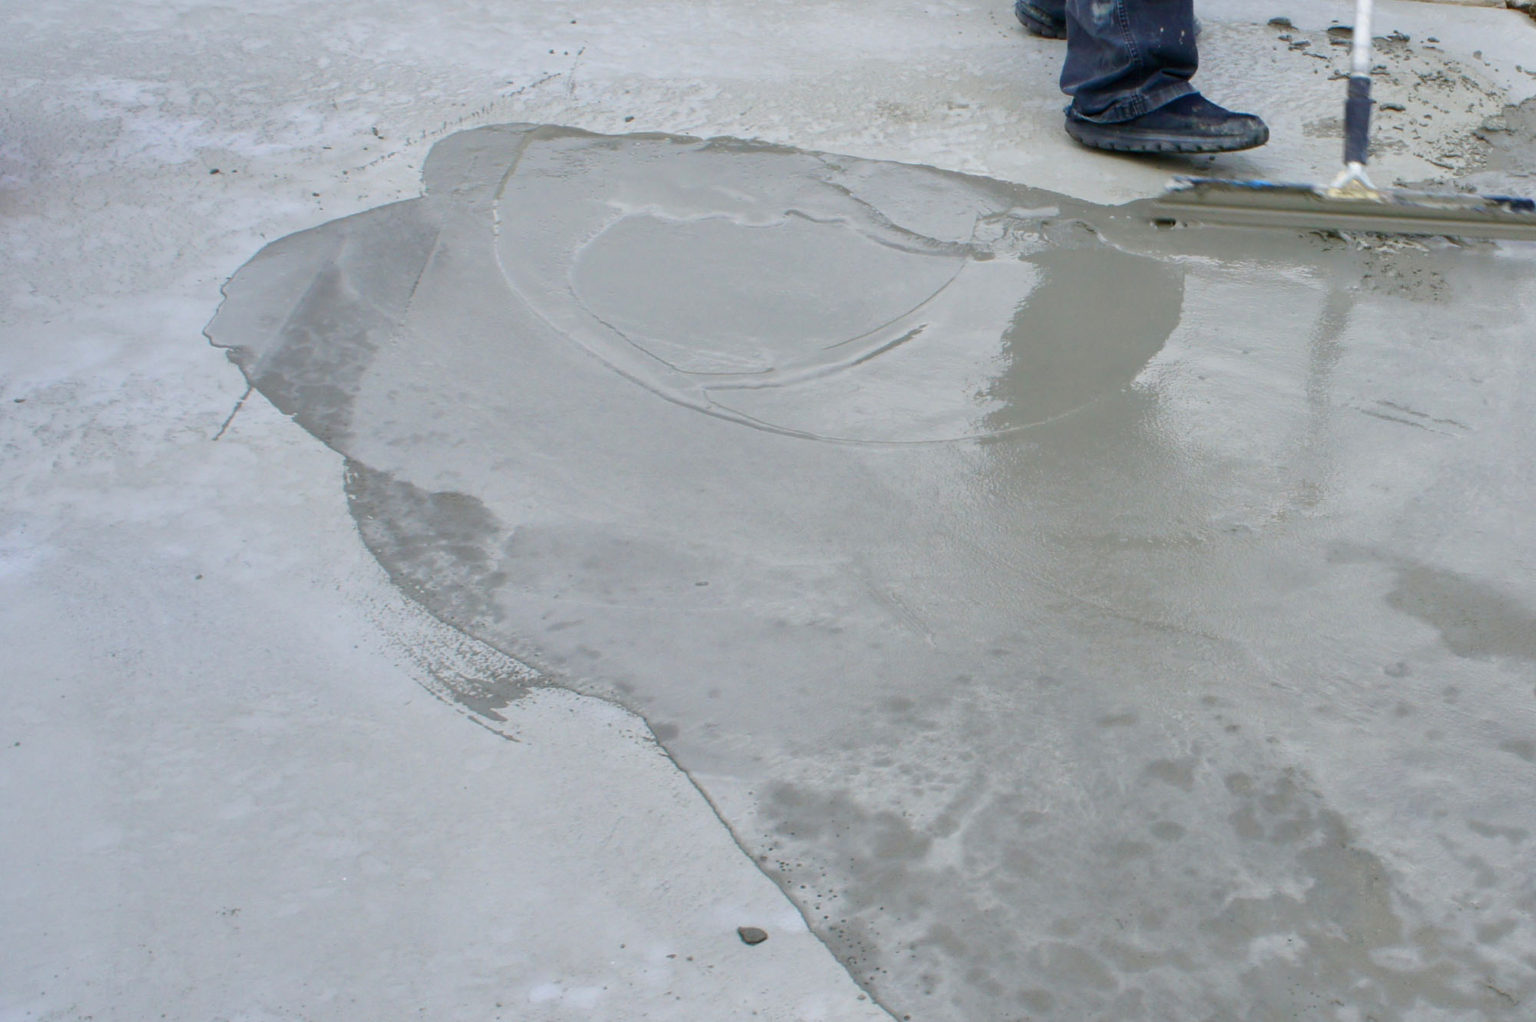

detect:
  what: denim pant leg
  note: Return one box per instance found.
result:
[1060,0,1198,122]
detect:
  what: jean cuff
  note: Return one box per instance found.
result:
[1068,80,1196,125]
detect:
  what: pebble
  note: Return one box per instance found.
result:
[737,926,769,945]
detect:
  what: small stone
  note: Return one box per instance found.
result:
[1267,16,1294,28]
[737,926,769,945]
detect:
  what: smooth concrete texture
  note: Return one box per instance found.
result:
[5,1,1536,1020]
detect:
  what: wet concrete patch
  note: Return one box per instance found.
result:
[208,124,1536,1020]
[1387,560,1536,663]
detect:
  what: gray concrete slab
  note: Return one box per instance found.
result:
[4,1,1536,1020]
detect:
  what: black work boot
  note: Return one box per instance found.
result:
[1013,0,1066,38]
[1065,94,1269,154]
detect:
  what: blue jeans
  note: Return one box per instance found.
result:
[1021,0,1198,122]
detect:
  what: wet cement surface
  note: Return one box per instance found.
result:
[209,124,1536,1019]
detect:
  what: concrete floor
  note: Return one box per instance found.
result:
[4,1,1536,1020]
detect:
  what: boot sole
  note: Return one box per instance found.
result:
[1065,118,1269,155]
[1013,0,1066,38]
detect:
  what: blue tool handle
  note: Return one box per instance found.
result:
[1344,75,1372,166]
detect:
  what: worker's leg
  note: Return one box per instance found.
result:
[1057,0,1266,153]
[1060,0,1197,121]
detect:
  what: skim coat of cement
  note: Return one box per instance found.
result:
[7,0,1536,1019]
[208,123,1536,1019]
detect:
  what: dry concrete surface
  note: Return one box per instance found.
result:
[5,1,1536,1021]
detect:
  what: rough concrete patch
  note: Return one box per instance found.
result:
[1257,15,1514,183]
[1474,96,1536,175]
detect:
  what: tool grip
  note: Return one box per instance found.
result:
[1344,75,1372,166]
